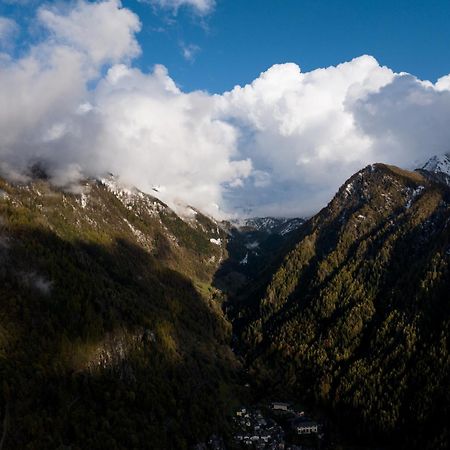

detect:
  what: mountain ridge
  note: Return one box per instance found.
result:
[230,162,449,449]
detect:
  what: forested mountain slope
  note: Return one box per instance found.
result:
[1,161,449,449]
[0,174,239,449]
[234,163,450,449]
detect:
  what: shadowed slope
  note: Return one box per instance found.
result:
[0,176,238,449]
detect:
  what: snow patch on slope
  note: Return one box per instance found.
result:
[405,185,425,209]
[240,253,248,265]
[99,175,166,217]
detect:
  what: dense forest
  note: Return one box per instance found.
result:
[230,164,450,449]
[0,175,240,449]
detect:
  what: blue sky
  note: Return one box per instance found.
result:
[130,0,450,92]
[2,0,450,93]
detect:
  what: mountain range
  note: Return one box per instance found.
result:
[0,155,449,449]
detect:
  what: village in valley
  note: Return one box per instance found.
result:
[230,401,324,449]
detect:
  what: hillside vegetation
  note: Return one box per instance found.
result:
[0,175,239,449]
[1,163,449,449]
[234,164,450,449]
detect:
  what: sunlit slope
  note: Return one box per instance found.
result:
[237,164,450,449]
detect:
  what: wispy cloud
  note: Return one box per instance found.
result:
[139,0,215,16]
[180,41,200,62]
[0,17,18,49]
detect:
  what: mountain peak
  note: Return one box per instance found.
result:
[419,152,450,176]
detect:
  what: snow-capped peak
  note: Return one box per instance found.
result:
[231,217,305,235]
[420,153,450,176]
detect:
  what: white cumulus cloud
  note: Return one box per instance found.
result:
[38,0,141,66]
[88,63,252,216]
[216,56,396,216]
[214,57,450,216]
[1,1,450,219]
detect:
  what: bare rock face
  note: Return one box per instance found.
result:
[72,327,157,383]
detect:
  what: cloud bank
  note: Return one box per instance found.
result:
[1,0,450,218]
